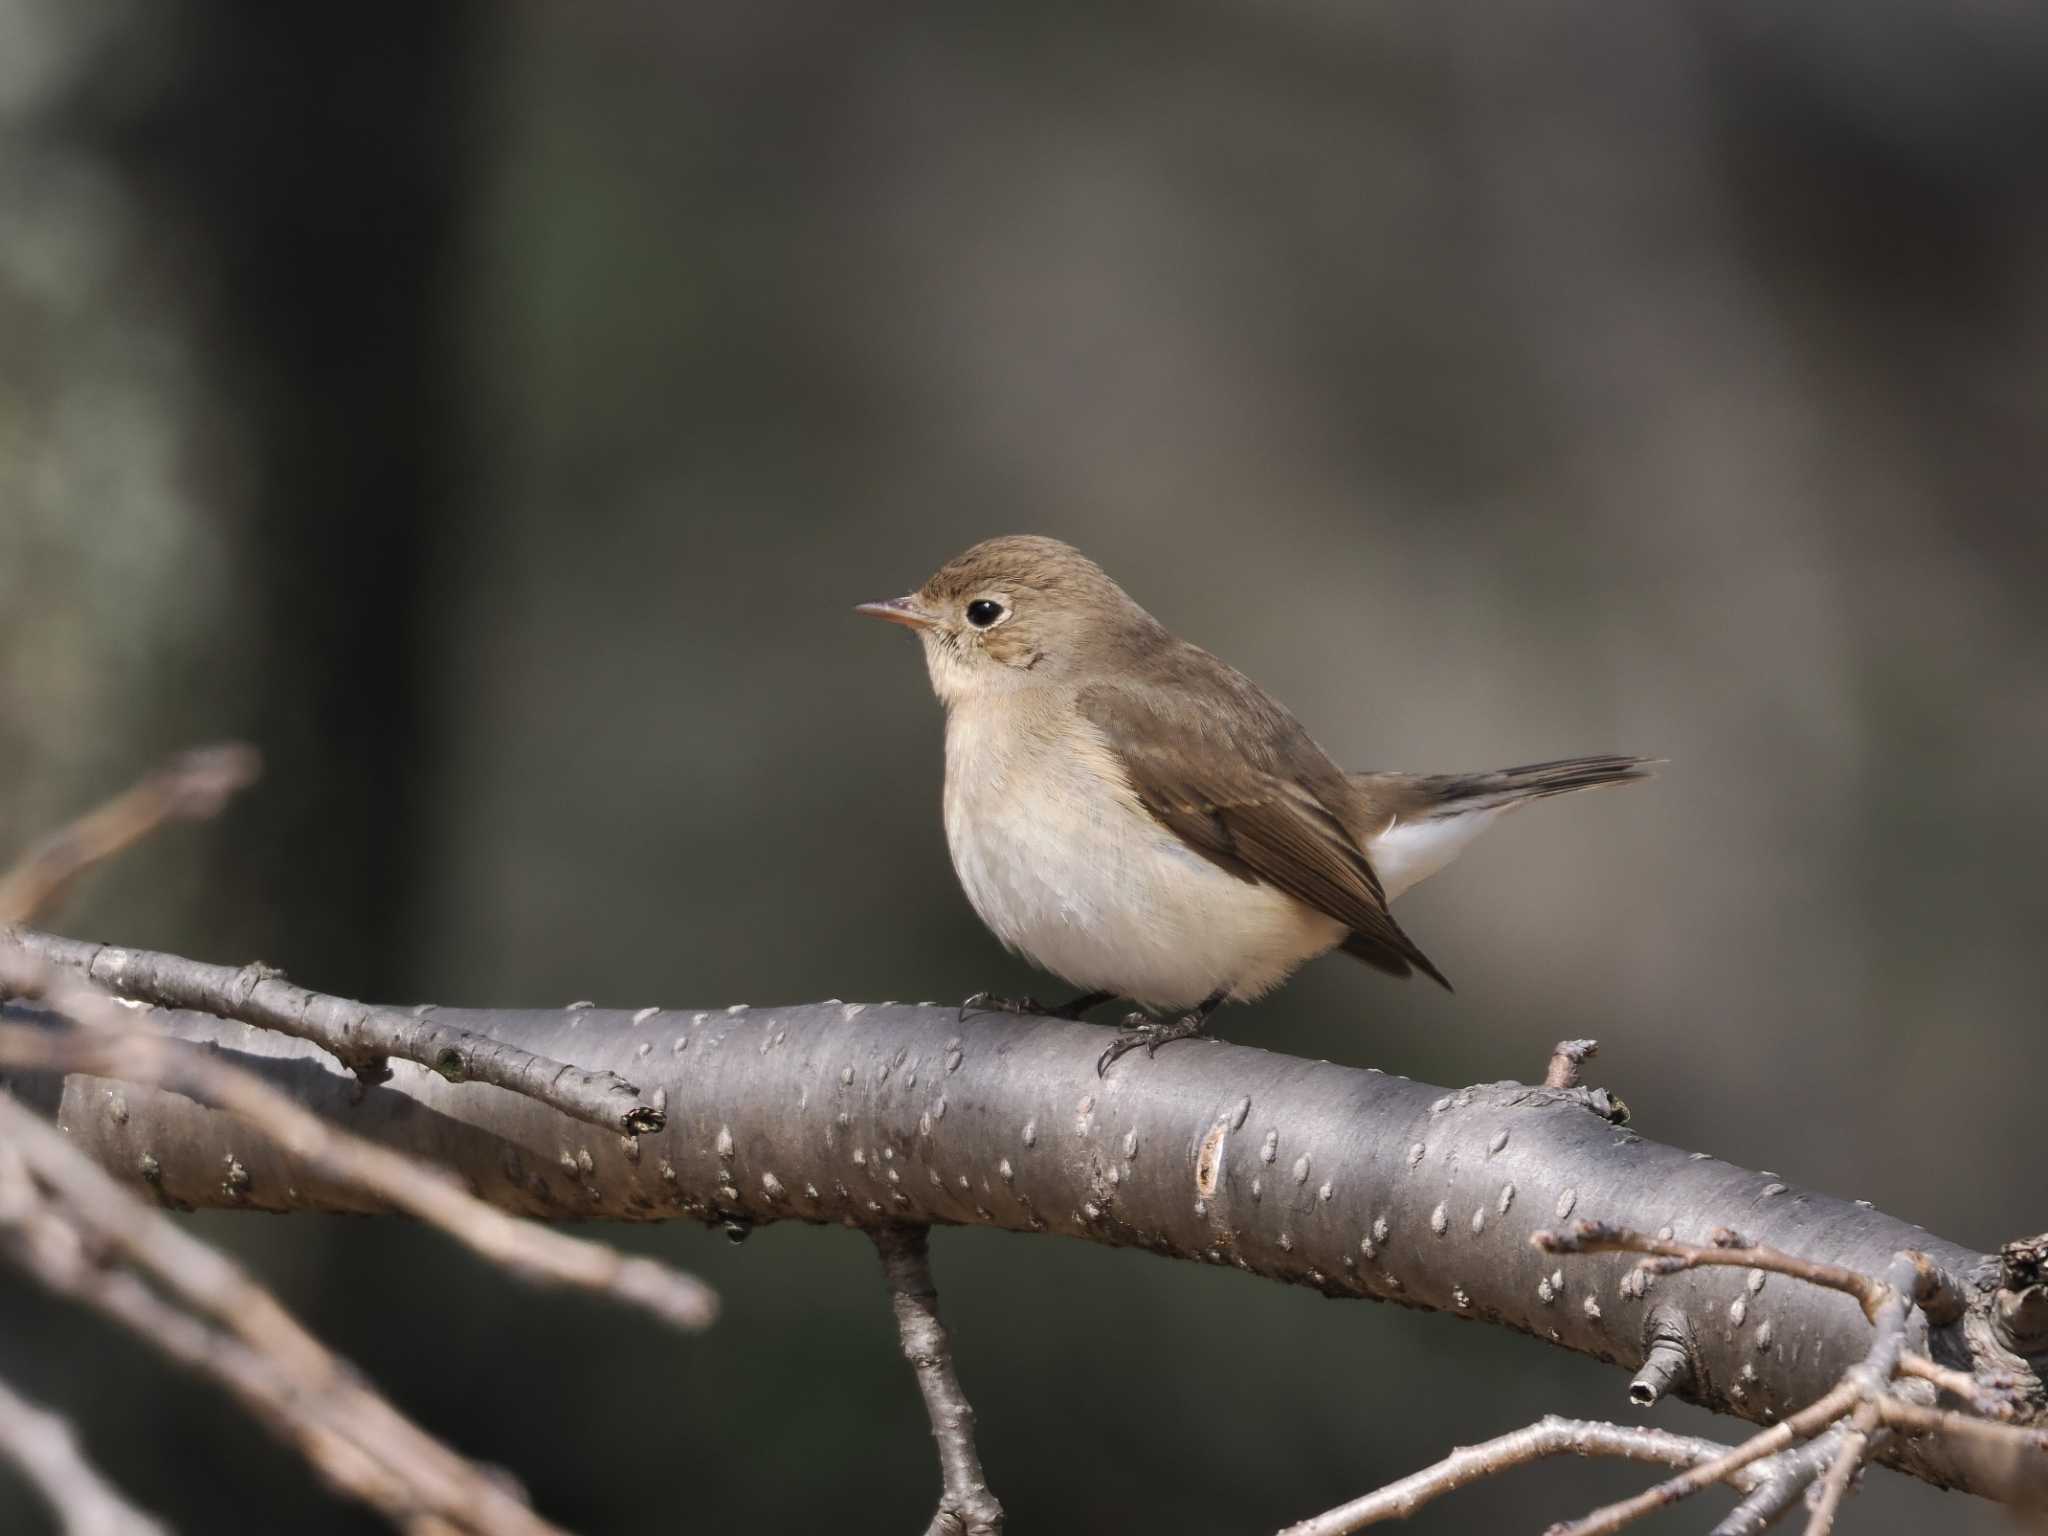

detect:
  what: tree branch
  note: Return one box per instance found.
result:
[1276,1414,1763,1535]
[0,745,260,924]
[0,1098,563,1535]
[4,936,2042,1506]
[0,1373,169,1536]
[871,1226,1002,1535]
[8,926,665,1136]
[0,950,714,1330]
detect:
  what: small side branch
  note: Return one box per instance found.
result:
[1527,1232,2046,1534]
[7,926,665,1136]
[0,952,715,1329]
[0,744,260,924]
[0,1106,562,1535]
[1277,1415,1759,1536]
[871,1227,1002,1536]
[1536,1221,1891,1321]
[0,1373,169,1536]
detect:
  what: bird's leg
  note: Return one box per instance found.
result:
[960,989,1116,1024]
[1095,990,1229,1076]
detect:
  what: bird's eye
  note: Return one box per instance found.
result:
[965,599,1006,629]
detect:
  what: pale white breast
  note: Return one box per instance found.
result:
[941,696,1346,1010]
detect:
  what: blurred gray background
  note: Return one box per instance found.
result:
[2,2,2042,1531]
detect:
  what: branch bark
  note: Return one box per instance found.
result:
[9,928,664,1136]
[4,964,2041,1504]
[871,1226,1003,1535]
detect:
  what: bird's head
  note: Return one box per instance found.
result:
[857,535,1162,706]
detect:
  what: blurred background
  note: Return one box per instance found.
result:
[3,2,2043,1531]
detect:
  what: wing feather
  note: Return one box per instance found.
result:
[1076,670,1451,990]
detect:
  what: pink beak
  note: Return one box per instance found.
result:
[854,595,939,630]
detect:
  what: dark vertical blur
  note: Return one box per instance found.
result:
[1,3,2041,1532]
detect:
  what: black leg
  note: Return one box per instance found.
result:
[1096,989,1229,1076]
[961,989,1117,1023]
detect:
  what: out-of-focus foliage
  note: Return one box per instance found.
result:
[2,3,2042,1531]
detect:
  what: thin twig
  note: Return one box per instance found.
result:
[0,1122,561,1535]
[5,926,665,1136]
[1708,1434,1843,1536]
[0,1372,170,1536]
[0,744,261,923]
[1544,1039,1599,1090]
[1544,1381,1862,1536]
[871,1226,1002,1536]
[1802,1403,1878,1536]
[0,952,714,1328]
[1276,1415,1759,1536]
[1897,1354,2008,1415]
[1534,1221,1889,1321]
[1876,1398,2048,1458]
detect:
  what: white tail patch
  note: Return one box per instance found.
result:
[1368,808,1505,902]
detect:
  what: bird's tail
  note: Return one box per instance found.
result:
[1348,754,1656,905]
[1356,754,1657,819]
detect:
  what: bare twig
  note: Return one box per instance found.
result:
[0,951,715,1328]
[6,926,665,1136]
[1708,1434,1843,1536]
[1546,1381,1861,1536]
[1535,1235,2046,1533]
[1897,1354,2012,1415]
[1875,1399,2048,1459]
[0,1118,561,1535]
[0,1372,169,1536]
[0,744,261,923]
[1802,1403,1879,1536]
[1276,1415,1762,1536]
[871,1227,1002,1536]
[1535,1221,1890,1321]
[1544,1038,1599,1090]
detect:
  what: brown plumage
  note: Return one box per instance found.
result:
[858,534,1654,1066]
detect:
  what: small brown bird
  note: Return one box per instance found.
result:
[859,535,1652,1072]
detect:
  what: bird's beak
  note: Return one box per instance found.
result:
[854,595,939,631]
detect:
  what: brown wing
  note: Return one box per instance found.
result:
[1076,665,1451,990]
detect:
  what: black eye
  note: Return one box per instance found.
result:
[965,599,1005,628]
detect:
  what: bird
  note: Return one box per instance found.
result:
[857,535,1653,1073]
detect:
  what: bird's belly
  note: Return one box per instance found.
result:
[943,753,1344,1010]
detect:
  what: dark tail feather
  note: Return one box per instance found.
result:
[1359,754,1658,818]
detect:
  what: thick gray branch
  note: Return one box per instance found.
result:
[4,992,2040,1502]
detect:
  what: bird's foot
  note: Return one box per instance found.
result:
[1095,1011,1215,1076]
[960,989,1116,1024]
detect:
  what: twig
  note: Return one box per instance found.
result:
[5,926,665,1136]
[1534,1221,1889,1321]
[1708,1433,1843,1536]
[0,949,713,1328]
[0,1119,561,1535]
[1545,1381,1861,1536]
[1544,1038,1599,1090]
[0,744,261,922]
[871,1226,1002,1536]
[1875,1398,2048,1458]
[1802,1403,1879,1536]
[1897,1354,2009,1415]
[0,1372,170,1536]
[1276,1415,1760,1536]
